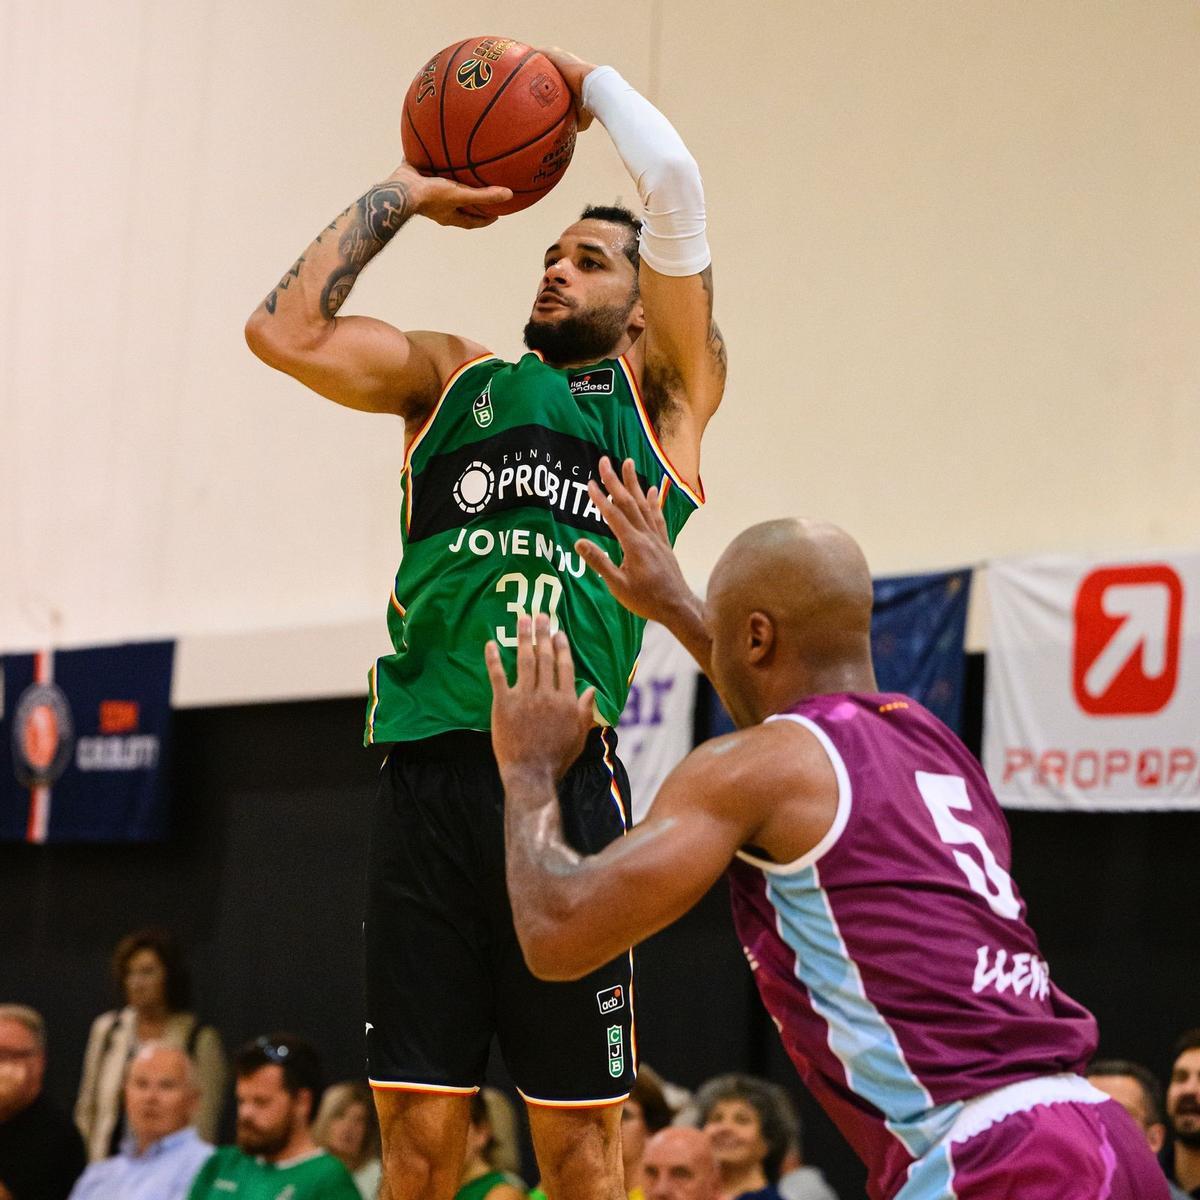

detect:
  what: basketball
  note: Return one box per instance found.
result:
[402,37,577,215]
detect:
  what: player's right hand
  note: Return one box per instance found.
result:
[577,457,692,623]
[390,162,513,229]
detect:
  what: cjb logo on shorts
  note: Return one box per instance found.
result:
[606,1025,625,1079]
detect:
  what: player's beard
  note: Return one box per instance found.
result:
[523,298,633,366]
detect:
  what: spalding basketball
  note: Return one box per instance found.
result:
[402,37,577,215]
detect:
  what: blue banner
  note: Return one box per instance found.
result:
[708,569,972,737]
[871,568,972,734]
[0,642,174,843]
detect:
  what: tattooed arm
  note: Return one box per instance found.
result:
[244,164,511,422]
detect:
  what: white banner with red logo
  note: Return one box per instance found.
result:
[617,621,699,825]
[984,552,1200,810]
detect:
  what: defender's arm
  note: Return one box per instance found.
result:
[244,165,511,419]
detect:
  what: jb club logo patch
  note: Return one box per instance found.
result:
[606,1025,624,1078]
[1072,564,1183,716]
[12,682,74,788]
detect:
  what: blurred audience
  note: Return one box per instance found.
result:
[642,1127,722,1200]
[313,1080,382,1199]
[455,1088,526,1200]
[187,1034,357,1200]
[68,1043,212,1200]
[0,1004,86,1200]
[1087,1057,1187,1200]
[776,1130,839,1200]
[75,928,226,1161]
[694,1074,798,1200]
[623,1066,676,1199]
[1167,1030,1200,1199]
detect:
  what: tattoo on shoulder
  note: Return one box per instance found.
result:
[699,266,727,374]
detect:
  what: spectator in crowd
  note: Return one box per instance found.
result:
[76,928,226,1161]
[695,1075,798,1200]
[187,1034,358,1200]
[642,1127,722,1200]
[68,1043,213,1200]
[776,1131,839,1200]
[1087,1058,1187,1200]
[455,1089,526,1200]
[313,1081,382,1199]
[623,1067,676,1200]
[0,1004,86,1200]
[1167,1030,1200,1199]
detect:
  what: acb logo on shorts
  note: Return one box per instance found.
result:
[596,985,624,1015]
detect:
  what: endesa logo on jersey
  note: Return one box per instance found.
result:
[1072,565,1183,716]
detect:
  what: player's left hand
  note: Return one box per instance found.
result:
[487,614,596,785]
[537,47,596,131]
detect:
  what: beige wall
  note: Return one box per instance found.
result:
[4,1,1198,699]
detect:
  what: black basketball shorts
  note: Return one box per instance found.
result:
[364,727,636,1106]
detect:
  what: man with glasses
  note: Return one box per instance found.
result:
[0,1004,86,1200]
[187,1034,358,1200]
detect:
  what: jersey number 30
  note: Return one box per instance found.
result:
[916,771,1021,920]
[495,572,564,647]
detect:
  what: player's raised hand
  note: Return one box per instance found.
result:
[390,163,514,229]
[576,457,693,623]
[537,47,596,131]
[486,615,595,783]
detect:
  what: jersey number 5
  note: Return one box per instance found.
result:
[915,771,1021,920]
[495,572,564,647]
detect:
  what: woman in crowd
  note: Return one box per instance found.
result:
[695,1074,799,1200]
[313,1080,382,1199]
[455,1088,526,1200]
[622,1066,677,1199]
[74,928,226,1161]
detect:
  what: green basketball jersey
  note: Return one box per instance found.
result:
[366,351,702,744]
[187,1146,360,1200]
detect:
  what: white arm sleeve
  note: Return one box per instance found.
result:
[581,66,711,278]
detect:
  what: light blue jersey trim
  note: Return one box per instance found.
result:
[894,1140,959,1200]
[767,870,962,1158]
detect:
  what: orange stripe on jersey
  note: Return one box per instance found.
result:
[404,353,498,469]
[617,355,705,508]
[390,589,406,618]
[657,474,672,509]
[516,1088,629,1109]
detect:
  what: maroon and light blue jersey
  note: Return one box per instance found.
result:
[727,693,1098,1200]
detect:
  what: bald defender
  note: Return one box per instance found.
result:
[485,458,1167,1200]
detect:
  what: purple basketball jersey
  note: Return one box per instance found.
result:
[727,693,1098,1200]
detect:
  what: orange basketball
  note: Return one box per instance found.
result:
[402,37,577,215]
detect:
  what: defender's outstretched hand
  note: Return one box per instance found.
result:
[576,457,693,625]
[487,615,595,784]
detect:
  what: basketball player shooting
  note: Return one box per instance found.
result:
[244,49,725,1200]
[486,458,1169,1200]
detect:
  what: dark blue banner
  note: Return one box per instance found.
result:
[707,569,972,738]
[0,642,174,843]
[871,568,972,734]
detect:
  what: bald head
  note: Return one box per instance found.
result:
[705,519,876,725]
[643,1126,721,1200]
[124,1043,199,1151]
